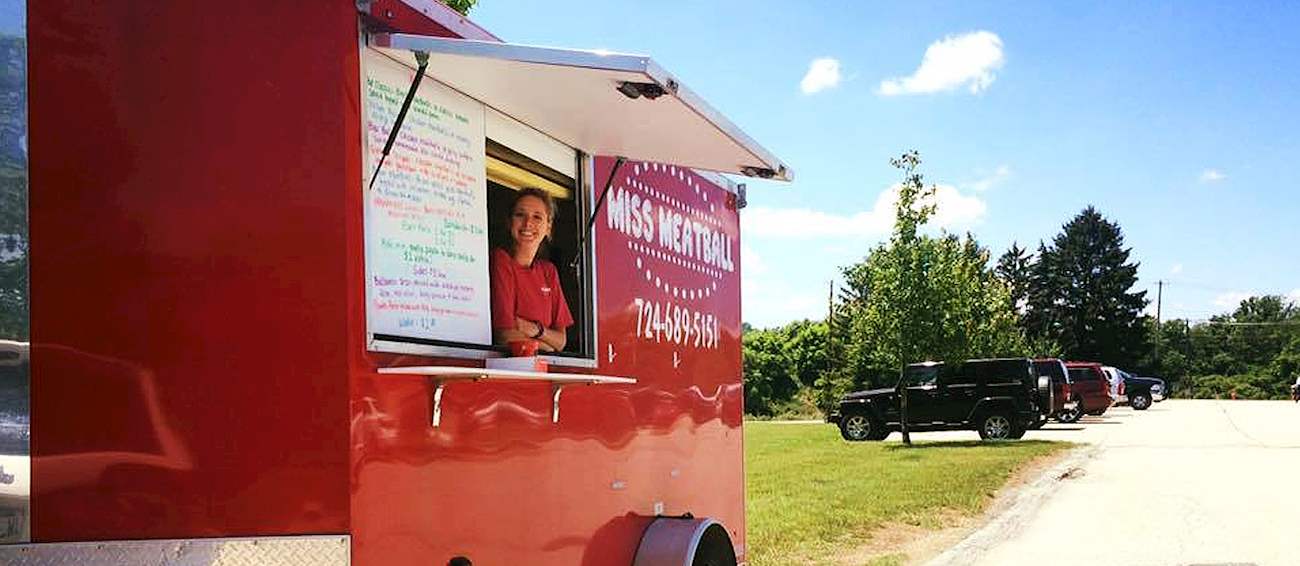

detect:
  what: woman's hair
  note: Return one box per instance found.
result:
[506,187,558,251]
[514,187,557,224]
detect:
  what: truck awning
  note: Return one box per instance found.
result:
[369,33,792,182]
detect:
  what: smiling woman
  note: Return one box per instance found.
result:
[490,187,574,353]
[483,121,587,357]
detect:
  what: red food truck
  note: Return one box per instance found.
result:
[6,1,792,564]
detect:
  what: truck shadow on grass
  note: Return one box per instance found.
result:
[883,440,1063,451]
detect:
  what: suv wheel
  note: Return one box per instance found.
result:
[1130,392,1152,411]
[978,412,1017,441]
[839,413,878,442]
[1056,399,1083,424]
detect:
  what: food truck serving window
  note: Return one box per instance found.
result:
[362,47,596,363]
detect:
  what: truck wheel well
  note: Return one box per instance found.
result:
[969,400,1013,422]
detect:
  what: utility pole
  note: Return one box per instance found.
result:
[826,280,835,365]
[1155,280,1163,366]
[827,280,834,328]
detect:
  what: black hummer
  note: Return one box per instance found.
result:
[828,358,1049,441]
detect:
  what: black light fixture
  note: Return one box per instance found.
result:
[616,81,668,100]
[740,166,777,179]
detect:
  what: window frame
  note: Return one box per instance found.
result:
[360,42,599,367]
[940,362,978,388]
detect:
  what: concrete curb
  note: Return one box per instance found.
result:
[925,444,1101,566]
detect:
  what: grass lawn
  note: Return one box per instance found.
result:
[745,422,1071,565]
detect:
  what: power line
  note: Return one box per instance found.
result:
[1194,320,1300,327]
[1176,319,1300,327]
[1163,279,1298,298]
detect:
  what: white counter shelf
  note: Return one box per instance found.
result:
[378,366,636,426]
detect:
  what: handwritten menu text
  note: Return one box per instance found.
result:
[363,51,490,345]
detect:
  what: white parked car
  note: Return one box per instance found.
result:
[1101,366,1126,403]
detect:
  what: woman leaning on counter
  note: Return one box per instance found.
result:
[489,187,573,353]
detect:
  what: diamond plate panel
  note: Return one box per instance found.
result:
[0,535,349,566]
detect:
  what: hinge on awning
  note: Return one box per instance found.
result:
[367,50,430,191]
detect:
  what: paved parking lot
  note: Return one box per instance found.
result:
[924,399,1300,565]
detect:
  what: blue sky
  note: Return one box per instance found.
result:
[0,2,19,35]
[475,1,1300,328]
[7,3,1295,327]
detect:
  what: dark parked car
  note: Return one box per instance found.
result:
[1060,362,1113,422]
[1141,376,1168,402]
[828,358,1048,442]
[1118,370,1165,410]
[1031,358,1075,426]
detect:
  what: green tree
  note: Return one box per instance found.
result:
[1270,335,1300,384]
[742,328,798,416]
[441,0,478,15]
[1024,206,1148,368]
[820,151,1028,410]
[782,320,829,388]
[1227,295,1297,369]
[995,241,1032,319]
[741,320,829,416]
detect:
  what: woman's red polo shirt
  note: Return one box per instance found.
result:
[489,247,574,332]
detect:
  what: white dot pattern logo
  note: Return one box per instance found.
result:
[612,162,736,302]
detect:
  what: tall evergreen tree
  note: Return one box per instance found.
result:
[995,242,1032,318]
[1025,206,1148,367]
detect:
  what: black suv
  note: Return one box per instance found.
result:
[829,358,1048,441]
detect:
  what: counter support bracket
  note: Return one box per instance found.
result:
[551,384,565,424]
[432,379,446,427]
[376,366,635,428]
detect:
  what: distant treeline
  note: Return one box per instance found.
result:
[743,152,1298,417]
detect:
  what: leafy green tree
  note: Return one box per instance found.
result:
[1270,336,1300,384]
[820,152,1028,410]
[1227,295,1297,369]
[1024,206,1148,368]
[741,320,829,416]
[742,328,799,416]
[441,0,478,15]
[782,320,829,388]
[1140,318,1193,388]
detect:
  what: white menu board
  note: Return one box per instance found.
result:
[363,49,491,346]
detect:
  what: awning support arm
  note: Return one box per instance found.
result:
[367,51,430,191]
[571,156,626,271]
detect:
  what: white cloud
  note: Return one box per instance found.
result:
[966,165,1012,192]
[800,58,842,94]
[1199,169,1226,183]
[1170,264,1184,275]
[742,183,986,239]
[742,245,767,276]
[743,244,821,327]
[1212,291,1252,310]
[741,281,825,328]
[1288,289,1300,305]
[879,31,1005,96]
